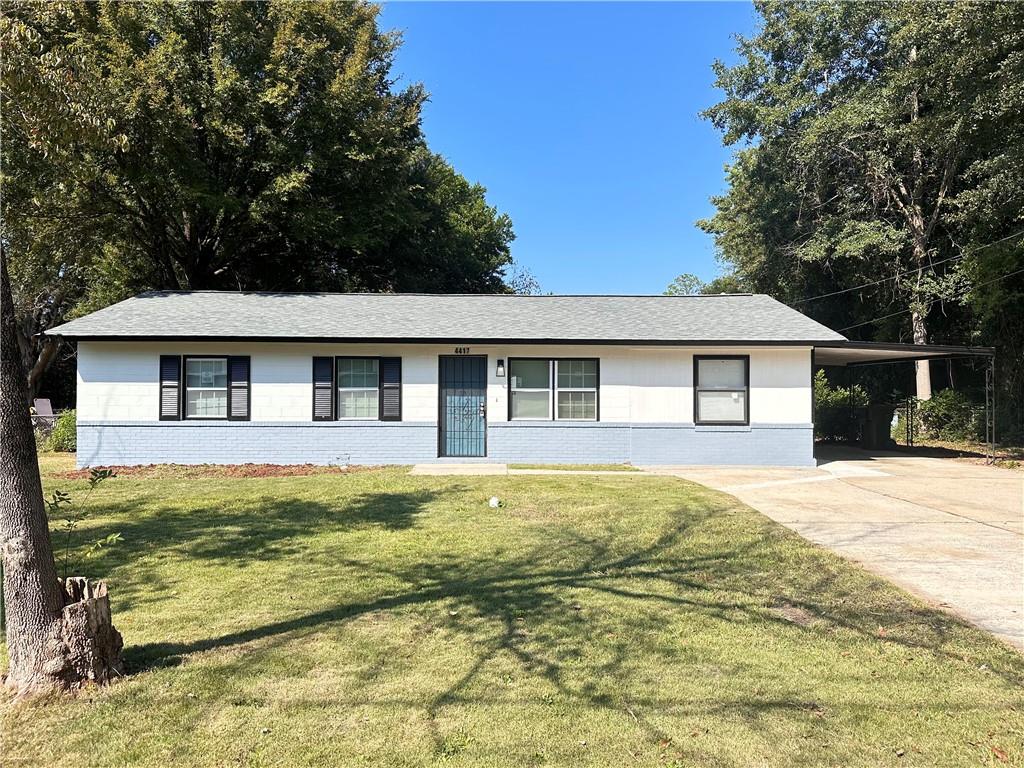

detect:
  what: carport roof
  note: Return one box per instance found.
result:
[813,340,995,367]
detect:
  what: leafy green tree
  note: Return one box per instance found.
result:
[1,1,515,397]
[664,272,747,295]
[701,1,1024,417]
[664,273,705,295]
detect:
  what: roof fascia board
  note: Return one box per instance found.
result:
[813,340,995,356]
[48,334,831,346]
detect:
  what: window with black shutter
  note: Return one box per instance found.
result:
[312,357,335,420]
[159,355,182,420]
[228,356,251,421]
[379,357,402,421]
[311,356,402,422]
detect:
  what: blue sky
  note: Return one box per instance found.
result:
[377,1,759,295]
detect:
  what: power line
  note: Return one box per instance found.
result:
[837,265,1024,332]
[792,228,1024,305]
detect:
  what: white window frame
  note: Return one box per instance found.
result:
[554,359,598,421]
[509,358,553,420]
[336,357,379,421]
[183,356,229,420]
[508,358,599,422]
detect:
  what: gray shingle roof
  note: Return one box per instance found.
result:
[45,291,847,344]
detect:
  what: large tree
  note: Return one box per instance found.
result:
[1,249,123,696]
[1,0,515,399]
[700,1,1024,405]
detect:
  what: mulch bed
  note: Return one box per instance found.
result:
[55,463,378,480]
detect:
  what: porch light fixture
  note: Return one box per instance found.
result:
[496,359,505,377]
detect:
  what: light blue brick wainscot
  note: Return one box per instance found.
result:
[77,421,815,468]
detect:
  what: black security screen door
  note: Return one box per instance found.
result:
[439,356,487,457]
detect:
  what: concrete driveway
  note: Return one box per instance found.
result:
[650,446,1024,650]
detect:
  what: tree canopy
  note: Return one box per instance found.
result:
[700,0,1024,433]
[1,0,516,397]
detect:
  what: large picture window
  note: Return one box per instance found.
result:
[184,357,228,418]
[337,358,379,419]
[694,356,749,425]
[509,358,598,421]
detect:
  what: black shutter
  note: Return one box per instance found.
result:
[379,357,402,421]
[312,357,335,421]
[228,356,250,421]
[159,355,181,420]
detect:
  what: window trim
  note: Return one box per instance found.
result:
[507,357,600,422]
[335,356,382,421]
[693,354,750,426]
[182,355,231,421]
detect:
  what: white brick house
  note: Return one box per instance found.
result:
[46,291,980,468]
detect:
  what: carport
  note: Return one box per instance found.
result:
[812,341,997,461]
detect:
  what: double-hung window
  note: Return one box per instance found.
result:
[509,359,551,419]
[509,359,598,421]
[555,359,598,420]
[337,358,379,419]
[694,356,749,425]
[184,357,228,418]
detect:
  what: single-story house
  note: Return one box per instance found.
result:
[45,291,991,468]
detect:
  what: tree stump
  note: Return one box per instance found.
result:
[57,577,124,686]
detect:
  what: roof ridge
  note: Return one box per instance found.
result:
[134,290,759,298]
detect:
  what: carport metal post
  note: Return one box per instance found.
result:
[985,356,996,464]
[847,365,856,442]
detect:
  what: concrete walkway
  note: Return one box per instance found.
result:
[409,463,644,476]
[650,447,1024,650]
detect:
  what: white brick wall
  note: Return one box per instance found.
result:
[78,342,812,425]
[74,341,815,468]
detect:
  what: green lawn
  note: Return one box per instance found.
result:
[2,455,1022,767]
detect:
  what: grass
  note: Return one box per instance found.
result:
[2,454,1022,767]
[508,463,640,471]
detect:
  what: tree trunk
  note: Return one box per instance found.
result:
[907,44,933,402]
[25,336,59,404]
[913,308,932,401]
[911,238,932,401]
[0,251,122,696]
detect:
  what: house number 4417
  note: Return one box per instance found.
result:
[454,346,471,355]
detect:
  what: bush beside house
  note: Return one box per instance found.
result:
[893,390,986,444]
[47,408,77,452]
[813,370,868,442]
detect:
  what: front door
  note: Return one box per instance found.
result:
[438,355,487,457]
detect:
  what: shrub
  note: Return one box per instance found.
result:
[813,370,868,442]
[48,409,77,452]
[917,389,983,442]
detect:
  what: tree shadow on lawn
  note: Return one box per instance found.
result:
[85,487,440,561]
[74,488,445,613]
[65,474,1024,761]
[124,496,1024,696]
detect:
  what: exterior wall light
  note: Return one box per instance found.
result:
[496,359,505,377]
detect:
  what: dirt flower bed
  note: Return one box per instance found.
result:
[55,462,378,480]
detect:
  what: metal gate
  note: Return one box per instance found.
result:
[438,356,487,457]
